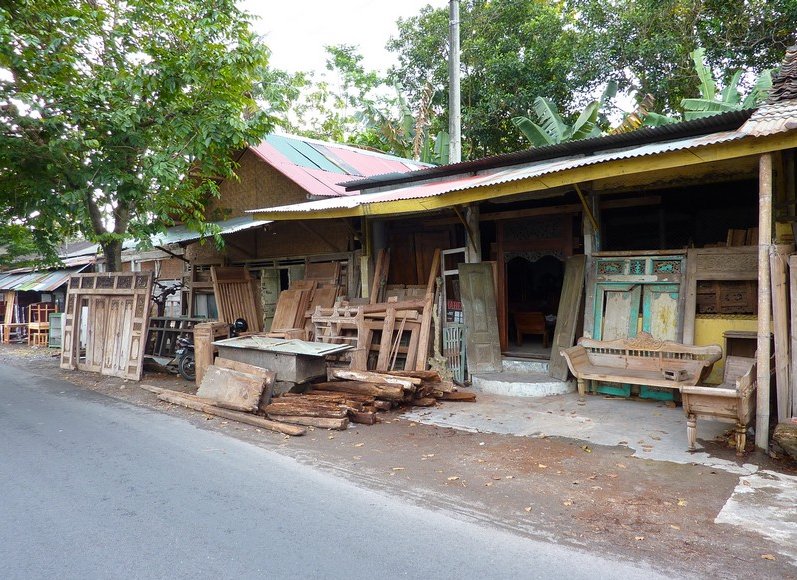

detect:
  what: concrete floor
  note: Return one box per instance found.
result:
[404,392,758,475]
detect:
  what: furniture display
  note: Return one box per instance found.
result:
[680,356,756,454]
[561,332,722,400]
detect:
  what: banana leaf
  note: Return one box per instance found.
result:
[532,96,566,142]
[682,98,738,120]
[690,48,716,101]
[742,69,773,109]
[512,116,554,147]
[570,101,600,140]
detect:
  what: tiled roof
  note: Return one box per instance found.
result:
[769,44,797,103]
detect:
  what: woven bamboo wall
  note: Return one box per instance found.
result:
[207,150,309,219]
[184,220,351,262]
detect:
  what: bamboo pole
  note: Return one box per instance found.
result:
[756,153,773,451]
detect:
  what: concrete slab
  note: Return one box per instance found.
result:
[716,470,797,565]
[472,372,575,397]
[403,392,758,475]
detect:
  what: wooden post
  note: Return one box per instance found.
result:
[770,246,791,423]
[790,255,797,418]
[756,153,773,451]
[465,205,481,263]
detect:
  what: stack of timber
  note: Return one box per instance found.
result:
[142,366,475,435]
[263,368,475,429]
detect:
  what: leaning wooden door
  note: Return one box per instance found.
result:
[459,263,502,373]
[549,255,586,381]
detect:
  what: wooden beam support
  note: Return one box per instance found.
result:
[574,183,600,233]
[756,153,773,451]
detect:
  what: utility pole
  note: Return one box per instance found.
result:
[449,1,479,261]
[448,0,461,164]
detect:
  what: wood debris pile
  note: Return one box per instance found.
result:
[262,368,475,430]
[142,365,475,437]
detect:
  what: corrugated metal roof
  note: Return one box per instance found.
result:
[341,110,754,192]
[248,134,431,197]
[0,266,88,292]
[149,216,272,246]
[247,129,747,216]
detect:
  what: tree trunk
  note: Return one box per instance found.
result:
[101,239,123,273]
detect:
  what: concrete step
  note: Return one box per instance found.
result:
[471,371,575,398]
[502,357,549,374]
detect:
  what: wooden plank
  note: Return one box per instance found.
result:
[791,255,797,418]
[549,255,586,381]
[375,304,396,371]
[196,365,268,412]
[214,357,274,379]
[414,248,441,371]
[312,380,404,400]
[156,390,306,436]
[328,368,419,389]
[270,289,305,331]
[369,248,390,304]
[266,415,349,430]
[459,262,502,374]
[770,248,791,422]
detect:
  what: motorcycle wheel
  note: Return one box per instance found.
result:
[177,354,196,382]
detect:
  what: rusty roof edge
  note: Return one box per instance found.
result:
[342,109,755,192]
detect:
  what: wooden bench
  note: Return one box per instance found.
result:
[680,356,756,454]
[561,332,722,400]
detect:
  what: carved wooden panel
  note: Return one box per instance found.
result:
[683,247,758,344]
[60,272,153,381]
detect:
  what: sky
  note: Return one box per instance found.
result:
[239,0,447,75]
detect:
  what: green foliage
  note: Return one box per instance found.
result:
[681,48,773,120]
[512,97,601,147]
[388,0,794,157]
[565,0,796,116]
[388,1,585,157]
[282,45,449,165]
[0,0,276,269]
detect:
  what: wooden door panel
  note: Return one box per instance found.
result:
[459,263,502,374]
[549,255,586,380]
[598,284,641,340]
[643,285,680,341]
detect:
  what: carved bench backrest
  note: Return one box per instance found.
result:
[578,332,722,367]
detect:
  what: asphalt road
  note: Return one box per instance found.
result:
[0,365,671,580]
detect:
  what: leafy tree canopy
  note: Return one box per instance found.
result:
[281,45,449,165]
[565,0,796,114]
[0,0,277,270]
[388,0,796,158]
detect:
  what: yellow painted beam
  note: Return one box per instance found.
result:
[251,132,797,221]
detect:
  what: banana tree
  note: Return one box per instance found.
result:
[512,97,601,147]
[681,48,773,120]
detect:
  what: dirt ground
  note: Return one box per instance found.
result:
[3,343,795,578]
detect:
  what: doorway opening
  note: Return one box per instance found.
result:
[504,254,564,359]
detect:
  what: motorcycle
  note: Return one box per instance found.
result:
[174,318,249,382]
[174,335,196,381]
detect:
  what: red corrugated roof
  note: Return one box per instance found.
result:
[248,135,429,197]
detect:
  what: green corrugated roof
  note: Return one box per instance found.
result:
[265,134,347,174]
